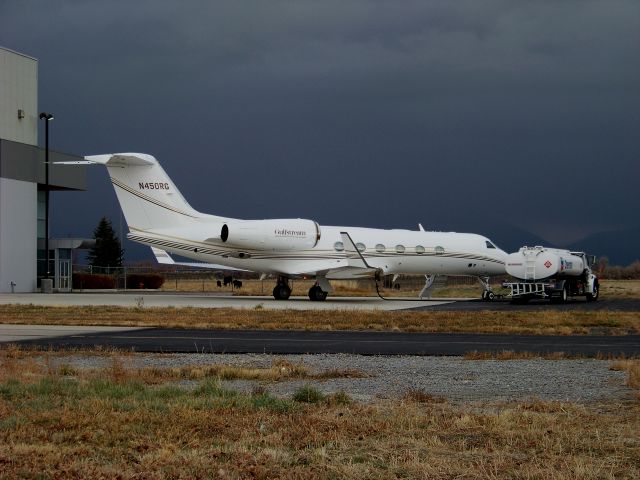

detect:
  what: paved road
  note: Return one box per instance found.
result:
[9,327,640,357]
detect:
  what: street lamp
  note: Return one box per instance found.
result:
[39,112,54,280]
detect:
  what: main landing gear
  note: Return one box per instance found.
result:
[272,276,292,300]
[308,284,328,302]
[271,277,329,301]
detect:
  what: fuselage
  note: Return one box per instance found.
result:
[84,152,507,299]
[128,220,507,279]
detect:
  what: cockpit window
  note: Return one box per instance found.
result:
[486,241,496,249]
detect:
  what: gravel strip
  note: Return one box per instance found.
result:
[49,353,633,403]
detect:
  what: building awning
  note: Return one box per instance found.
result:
[37,238,95,250]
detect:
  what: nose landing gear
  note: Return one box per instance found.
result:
[478,276,496,301]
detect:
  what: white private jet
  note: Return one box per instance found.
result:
[74,153,507,301]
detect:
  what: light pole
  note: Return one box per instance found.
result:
[39,112,54,280]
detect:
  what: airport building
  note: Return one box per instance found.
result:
[0,46,88,293]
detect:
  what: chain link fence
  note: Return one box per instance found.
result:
[73,264,500,297]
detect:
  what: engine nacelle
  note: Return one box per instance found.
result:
[220,219,321,251]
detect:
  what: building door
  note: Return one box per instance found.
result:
[58,259,71,292]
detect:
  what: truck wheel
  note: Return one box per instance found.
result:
[560,285,568,303]
[586,282,599,302]
[550,286,568,303]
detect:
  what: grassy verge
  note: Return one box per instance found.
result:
[0,349,638,479]
[1,304,639,335]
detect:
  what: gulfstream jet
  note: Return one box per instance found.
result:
[76,153,507,301]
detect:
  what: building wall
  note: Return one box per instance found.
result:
[0,47,37,146]
[0,46,85,293]
[0,177,37,292]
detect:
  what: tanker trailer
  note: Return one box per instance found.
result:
[502,246,599,303]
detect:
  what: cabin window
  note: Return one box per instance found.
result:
[486,241,496,249]
[356,242,366,252]
[375,244,386,253]
[415,245,425,254]
[435,246,445,255]
[334,241,344,252]
[395,244,406,254]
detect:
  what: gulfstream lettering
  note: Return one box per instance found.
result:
[274,228,306,237]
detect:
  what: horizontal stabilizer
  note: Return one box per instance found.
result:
[53,160,97,165]
[150,247,175,265]
[150,247,249,271]
[85,153,156,166]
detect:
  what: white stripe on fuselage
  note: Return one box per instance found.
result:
[127,225,507,277]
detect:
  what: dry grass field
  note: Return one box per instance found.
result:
[1,347,638,479]
[0,304,639,335]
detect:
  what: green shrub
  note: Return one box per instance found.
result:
[292,385,325,404]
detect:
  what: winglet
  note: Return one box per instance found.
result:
[340,231,372,269]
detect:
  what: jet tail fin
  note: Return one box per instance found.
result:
[83,153,218,231]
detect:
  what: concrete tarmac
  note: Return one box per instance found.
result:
[0,292,455,311]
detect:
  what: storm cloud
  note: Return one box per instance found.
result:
[1,0,639,258]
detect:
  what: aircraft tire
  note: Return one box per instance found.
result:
[308,286,328,301]
[273,285,291,300]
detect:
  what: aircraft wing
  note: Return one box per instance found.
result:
[150,247,250,271]
[273,232,381,279]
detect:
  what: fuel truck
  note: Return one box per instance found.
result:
[502,246,599,303]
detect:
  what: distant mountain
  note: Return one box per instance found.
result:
[568,226,640,266]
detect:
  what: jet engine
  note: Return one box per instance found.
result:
[220,219,321,251]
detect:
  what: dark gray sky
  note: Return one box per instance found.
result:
[1,1,639,258]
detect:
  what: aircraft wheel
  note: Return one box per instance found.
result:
[273,284,291,300]
[486,291,495,301]
[586,282,599,302]
[308,285,328,301]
